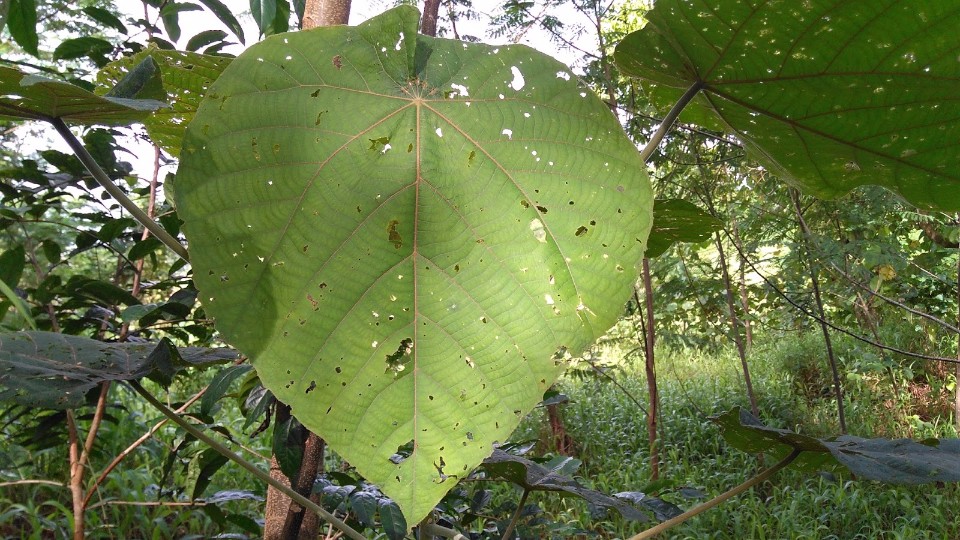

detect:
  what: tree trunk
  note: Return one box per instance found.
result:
[715,231,759,417]
[303,0,351,28]
[420,0,441,37]
[790,190,846,434]
[638,266,659,481]
[281,434,326,539]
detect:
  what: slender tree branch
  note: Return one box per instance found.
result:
[49,119,189,262]
[128,381,366,540]
[500,488,530,540]
[628,448,802,540]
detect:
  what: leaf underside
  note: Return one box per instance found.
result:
[0,66,166,125]
[174,6,652,523]
[646,199,720,258]
[615,0,960,211]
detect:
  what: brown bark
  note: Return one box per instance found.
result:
[420,0,441,37]
[281,434,326,539]
[302,0,351,29]
[546,402,574,456]
[638,269,659,481]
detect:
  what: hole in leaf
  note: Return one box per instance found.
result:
[575,225,588,237]
[385,337,414,376]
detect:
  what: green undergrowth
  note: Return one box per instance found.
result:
[503,337,960,539]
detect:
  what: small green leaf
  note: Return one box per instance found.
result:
[272,415,305,482]
[0,246,26,287]
[160,1,203,42]
[39,239,61,265]
[250,0,277,35]
[7,0,38,56]
[53,37,113,62]
[82,6,128,34]
[349,491,378,528]
[196,0,244,44]
[105,56,165,101]
[200,364,252,416]
[96,48,231,155]
[186,30,228,52]
[191,448,229,500]
[120,303,163,322]
[128,237,163,261]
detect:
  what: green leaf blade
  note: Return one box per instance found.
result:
[615,0,960,210]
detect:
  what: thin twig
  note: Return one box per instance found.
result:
[500,489,530,540]
[50,119,189,262]
[628,448,802,540]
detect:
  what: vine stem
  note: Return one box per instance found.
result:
[128,381,366,540]
[49,118,190,262]
[639,81,704,163]
[627,448,801,540]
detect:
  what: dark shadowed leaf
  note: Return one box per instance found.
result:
[82,6,128,34]
[714,407,960,483]
[105,56,165,101]
[482,449,674,521]
[616,0,960,211]
[186,30,228,52]
[201,364,252,416]
[196,0,244,44]
[378,499,407,540]
[7,0,38,56]
[0,331,238,408]
[646,199,721,258]
[173,6,652,523]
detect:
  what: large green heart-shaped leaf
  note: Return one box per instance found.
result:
[615,0,960,211]
[174,6,652,523]
[0,66,167,125]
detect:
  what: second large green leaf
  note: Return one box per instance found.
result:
[615,0,960,211]
[173,6,652,524]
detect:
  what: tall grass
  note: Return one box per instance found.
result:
[529,338,960,539]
